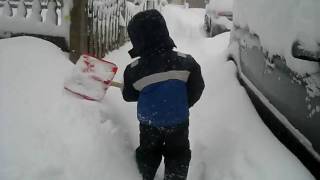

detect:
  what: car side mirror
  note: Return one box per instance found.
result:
[292,41,320,62]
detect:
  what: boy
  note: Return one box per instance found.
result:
[122,9,205,180]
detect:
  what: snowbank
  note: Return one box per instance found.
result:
[206,0,233,14]
[233,0,320,75]
[163,5,205,39]
[0,36,140,180]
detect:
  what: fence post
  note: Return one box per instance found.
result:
[69,0,88,63]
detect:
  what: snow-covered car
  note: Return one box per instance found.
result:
[204,0,233,37]
[229,0,320,177]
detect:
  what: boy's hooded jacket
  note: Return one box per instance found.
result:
[123,10,205,127]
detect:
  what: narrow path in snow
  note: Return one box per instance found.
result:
[106,5,315,180]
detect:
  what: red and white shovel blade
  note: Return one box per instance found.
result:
[64,54,118,101]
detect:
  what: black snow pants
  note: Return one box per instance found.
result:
[136,121,191,180]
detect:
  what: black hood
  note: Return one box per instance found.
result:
[127,9,176,58]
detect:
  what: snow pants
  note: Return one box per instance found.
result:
[136,121,191,180]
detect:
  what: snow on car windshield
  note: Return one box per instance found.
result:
[233,0,320,75]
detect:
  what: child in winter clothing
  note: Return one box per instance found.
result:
[122,9,205,180]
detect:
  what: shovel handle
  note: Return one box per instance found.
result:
[110,81,123,89]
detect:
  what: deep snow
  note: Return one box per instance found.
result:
[206,0,233,13]
[0,5,315,180]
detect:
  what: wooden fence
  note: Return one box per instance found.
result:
[86,0,127,59]
[84,0,163,60]
[0,0,162,63]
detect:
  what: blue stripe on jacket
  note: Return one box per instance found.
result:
[137,79,189,127]
[122,51,205,128]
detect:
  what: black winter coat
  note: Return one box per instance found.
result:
[122,9,205,127]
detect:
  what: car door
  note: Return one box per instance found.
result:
[238,31,320,155]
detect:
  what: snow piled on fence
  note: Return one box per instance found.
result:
[233,0,320,75]
[0,5,315,180]
[0,0,71,39]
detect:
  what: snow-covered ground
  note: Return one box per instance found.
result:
[0,5,315,180]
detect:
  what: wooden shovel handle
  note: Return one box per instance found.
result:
[110,81,123,89]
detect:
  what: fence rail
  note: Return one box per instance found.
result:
[0,0,70,50]
[0,0,63,9]
[86,0,126,58]
[0,0,163,63]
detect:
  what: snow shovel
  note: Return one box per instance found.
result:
[64,54,122,101]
